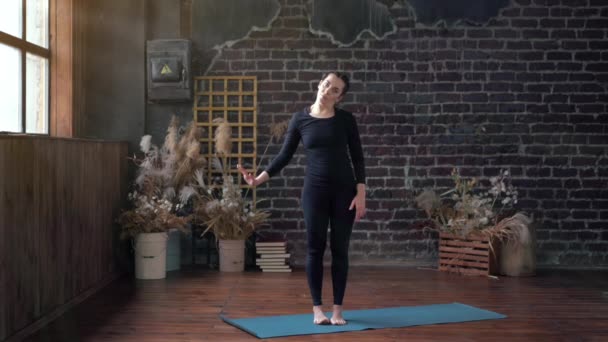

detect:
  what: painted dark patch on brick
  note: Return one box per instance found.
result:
[307,0,397,46]
[405,0,510,26]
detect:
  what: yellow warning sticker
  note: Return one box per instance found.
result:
[161,64,172,75]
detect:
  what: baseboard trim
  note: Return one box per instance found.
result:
[5,271,124,342]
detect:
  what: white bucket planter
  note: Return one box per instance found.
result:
[219,239,245,272]
[134,232,168,279]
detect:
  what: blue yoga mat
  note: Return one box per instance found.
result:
[222,302,506,338]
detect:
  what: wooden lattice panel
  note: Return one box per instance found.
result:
[193,76,258,203]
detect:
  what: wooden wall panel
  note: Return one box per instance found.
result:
[0,138,5,340]
[0,135,128,341]
[50,0,75,138]
[2,139,40,338]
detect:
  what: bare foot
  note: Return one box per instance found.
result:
[313,306,330,325]
[330,305,347,325]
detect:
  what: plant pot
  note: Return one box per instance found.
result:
[219,239,245,272]
[166,229,181,272]
[438,232,499,276]
[134,232,168,279]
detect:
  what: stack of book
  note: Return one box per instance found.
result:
[255,239,291,272]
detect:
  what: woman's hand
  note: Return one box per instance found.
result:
[349,184,366,221]
[237,164,269,187]
[237,164,258,186]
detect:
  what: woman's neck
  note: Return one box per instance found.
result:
[310,102,335,118]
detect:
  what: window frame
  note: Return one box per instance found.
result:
[1,0,75,137]
[0,0,51,135]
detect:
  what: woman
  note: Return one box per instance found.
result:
[237,72,366,325]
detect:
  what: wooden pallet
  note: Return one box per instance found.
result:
[439,232,499,276]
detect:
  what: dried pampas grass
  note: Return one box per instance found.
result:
[413,169,532,244]
[213,118,232,156]
[415,190,441,218]
[483,212,533,245]
[163,116,179,156]
[118,200,190,239]
[178,185,197,204]
[140,135,152,153]
[270,119,289,142]
[118,116,210,238]
[173,121,206,190]
[183,116,276,241]
[193,176,271,240]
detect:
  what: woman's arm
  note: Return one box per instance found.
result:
[264,114,301,178]
[346,112,366,185]
[347,112,367,221]
[239,113,301,186]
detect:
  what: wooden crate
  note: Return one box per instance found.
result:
[439,232,499,276]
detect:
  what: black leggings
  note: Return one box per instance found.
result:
[302,182,356,306]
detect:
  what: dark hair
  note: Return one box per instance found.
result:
[321,72,350,96]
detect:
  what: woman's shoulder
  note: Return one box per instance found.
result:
[292,108,309,117]
[288,109,306,123]
[284,109,307,128]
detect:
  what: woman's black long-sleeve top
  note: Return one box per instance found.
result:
[264,107,366,188]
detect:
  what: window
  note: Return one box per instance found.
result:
[0,0,50,134]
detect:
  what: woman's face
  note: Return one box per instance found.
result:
[316,74,345,107]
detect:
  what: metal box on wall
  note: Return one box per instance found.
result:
[146,39,191,101]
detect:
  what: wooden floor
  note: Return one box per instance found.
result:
[22,266,608,342]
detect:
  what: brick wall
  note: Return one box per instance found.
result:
[206,0,608,267]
